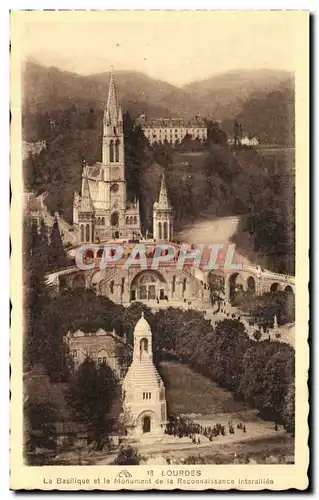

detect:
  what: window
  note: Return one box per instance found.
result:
[109,140,114,163]
[115,140,120,162]
[85,224,90,242]
[143,392,152,400]
[72,350,77,358]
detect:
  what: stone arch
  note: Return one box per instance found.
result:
[163,221,168,240]
[109,140,114,162]
[285,285,294,294]
[85,224,90,242]
[228,272,245,303]
[84,249,94,259]
[111,212,119,227]
[130,269,166,301]
[270,282,281,293]
[136,410,159,435]
[97,248,104,258]
[158,222,162,239]
[247,276,256,294]
[115,139,120,162]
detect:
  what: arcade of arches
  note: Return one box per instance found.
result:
[130,271,167,302]
[56,266,294,307]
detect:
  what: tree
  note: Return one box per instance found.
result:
[282,384,295,435]
[48,216,69,271]
[207,121,227,145]
[24,402,57,453]
[67,358,118,449]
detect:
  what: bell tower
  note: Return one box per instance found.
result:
[102,72,126,232]
[153,174,173,241]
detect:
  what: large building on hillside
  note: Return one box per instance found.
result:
[137,114,207,145]
[73,73,142,243]
[64,328,130,379]
[122,313,167,439]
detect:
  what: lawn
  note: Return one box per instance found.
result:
[160,361,249,416]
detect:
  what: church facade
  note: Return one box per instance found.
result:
[122,314,167,439]
[73,73,141,244]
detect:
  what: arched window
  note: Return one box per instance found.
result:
[109,140,114,163]
[111,212,119,227]
[130,216,133,225]
[172,275,176,294]
[133,216,137,225]
[163,221,168,240]
[115,139,120,162]
[85,224,90,242]
[110,280,114,294]
[158,222,162,239]
[140,338,149,353]
[80,225,84,242]
[126,216,129,225]
[101,217,105,225]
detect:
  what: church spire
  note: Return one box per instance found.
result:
[158,174,171,208]
[106,70,118,124]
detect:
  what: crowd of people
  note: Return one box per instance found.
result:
[165,416,247,445]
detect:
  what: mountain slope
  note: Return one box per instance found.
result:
[22,61,201,118]
[183,69,294,121]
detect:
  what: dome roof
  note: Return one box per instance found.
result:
[134,313,151,335]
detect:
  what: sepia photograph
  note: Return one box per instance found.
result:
[10,9,309,490]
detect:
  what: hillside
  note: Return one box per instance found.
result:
[232,87,295,145]
[22,61,201,121]
[183,68,294,122]
[22,62,294,143]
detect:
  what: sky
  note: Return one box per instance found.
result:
[14,10,304,86]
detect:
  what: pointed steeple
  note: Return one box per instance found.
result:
[106,70,118,124]
[158,174,171,208]
[80,173,94,212]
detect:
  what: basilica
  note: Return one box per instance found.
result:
[72,72,174,245]
[73,73,142,243]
